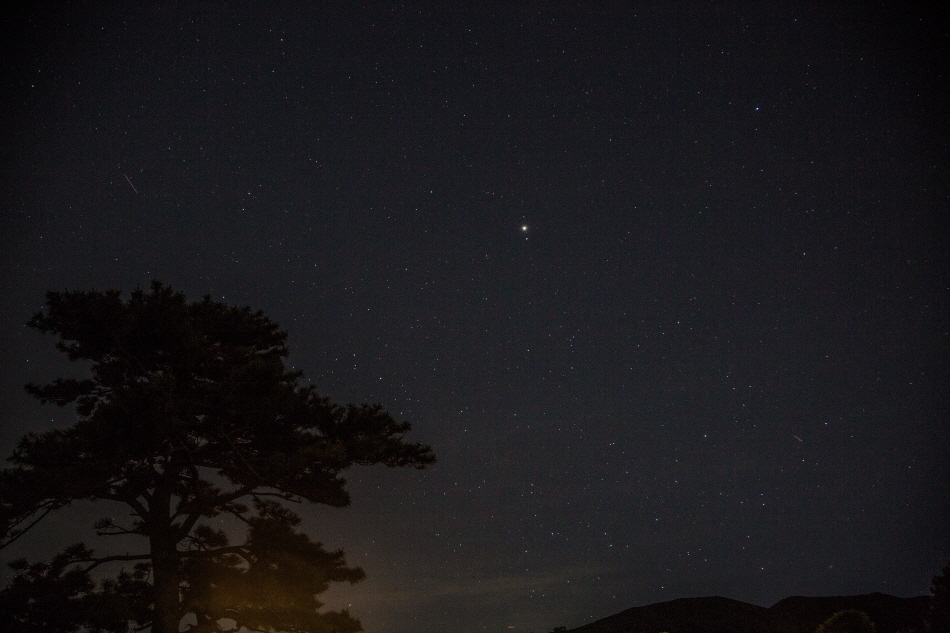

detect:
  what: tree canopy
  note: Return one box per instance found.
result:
[0,282,435,633]
[929,563,950,633]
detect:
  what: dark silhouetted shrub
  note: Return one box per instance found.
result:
[815,609,876,633]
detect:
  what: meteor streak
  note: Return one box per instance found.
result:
[124,174,138,194]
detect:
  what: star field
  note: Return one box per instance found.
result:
[0,4,947,633]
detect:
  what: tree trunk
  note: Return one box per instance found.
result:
[151,530,181,633]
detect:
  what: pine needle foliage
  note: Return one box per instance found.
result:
[0,282,435,633]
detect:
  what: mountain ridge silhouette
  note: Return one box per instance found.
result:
[565,592,930,633]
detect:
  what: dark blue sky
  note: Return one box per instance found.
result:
[1,3,947,633]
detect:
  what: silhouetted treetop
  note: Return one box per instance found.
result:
[0,281,435,633]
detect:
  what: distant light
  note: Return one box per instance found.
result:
[522,225,528,231]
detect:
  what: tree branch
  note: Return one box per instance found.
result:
[178,544,248,559]
[82,552,152,573]
[102,492,149,518]
[0,504,56,551]
[219,482,259,504]
[176,511,205,542]
[251,491,304,505]
[173,481,257,541]
[224,507,254,526]
[170,450,203,524]
[221,432,266,482]
[96,526,141,537]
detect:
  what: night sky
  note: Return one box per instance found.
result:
[1,4,948,633]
